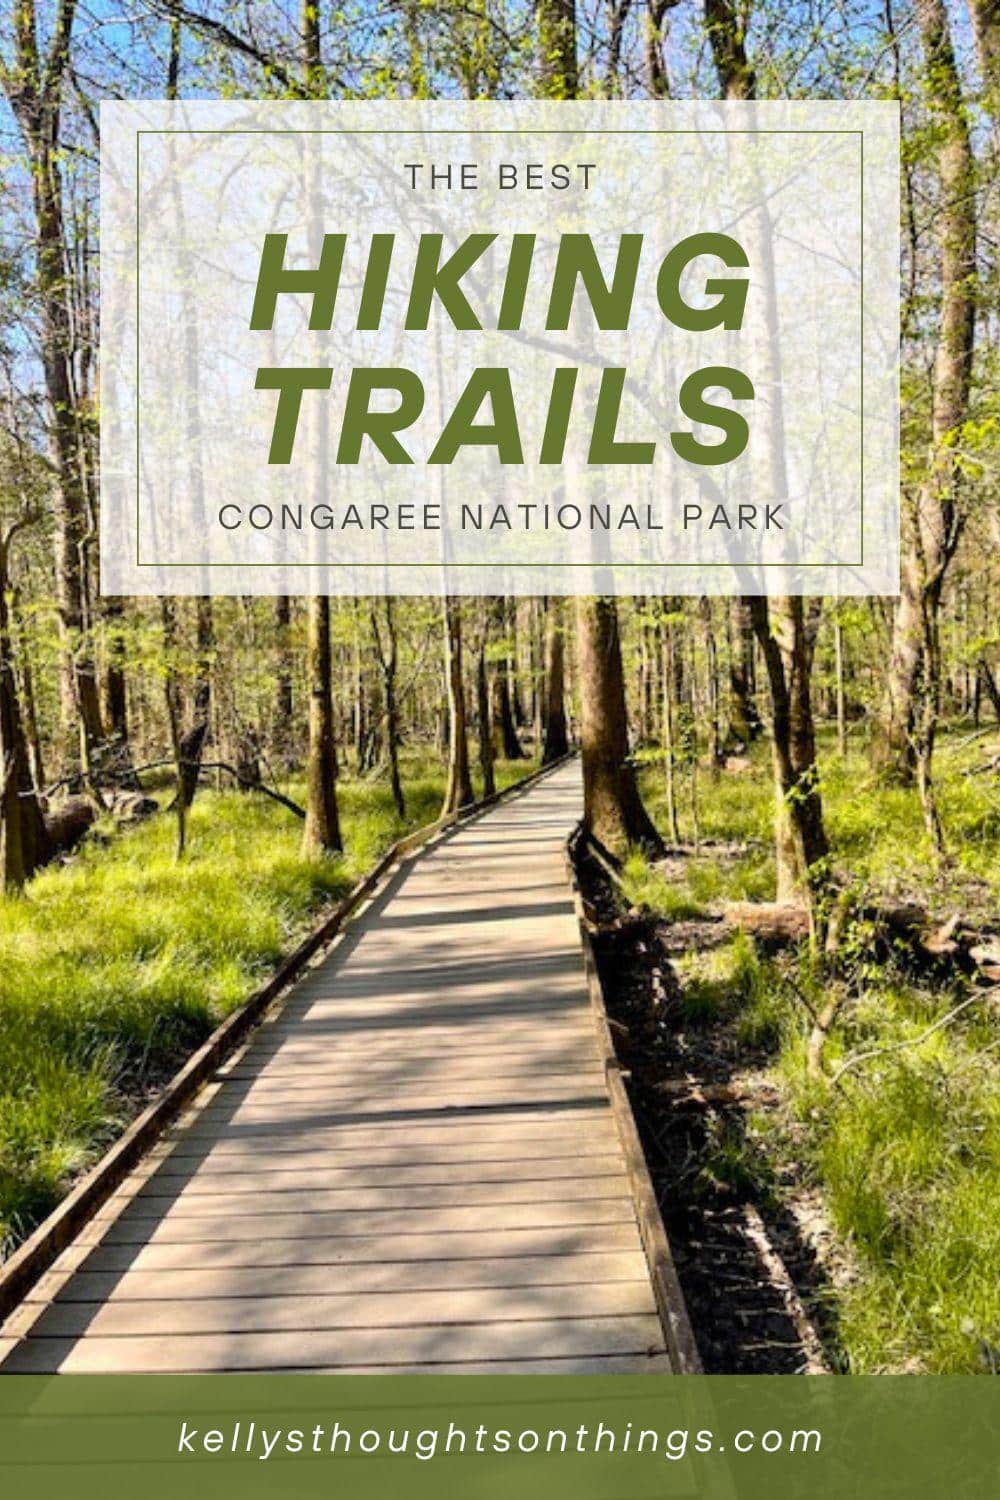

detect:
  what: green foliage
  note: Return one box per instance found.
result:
[0,754,532,1255]
[632,730,1000,1372]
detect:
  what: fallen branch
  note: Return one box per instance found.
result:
[829,988,997,1090]
[198,762,306,819]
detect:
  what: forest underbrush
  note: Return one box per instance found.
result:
[586,728,1000,1374]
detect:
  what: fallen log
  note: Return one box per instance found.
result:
[722,898,999,979]
[43,796,96,858]
[723,902,810,944]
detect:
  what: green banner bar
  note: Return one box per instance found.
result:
[0,1376,996,1499]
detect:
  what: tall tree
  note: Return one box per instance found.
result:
[371,596,406,817]
[705,0,829,901]
[576,597,663,852]
[876,0,976,818]
[442,597,475,815]
[541,598,569,762]
[302,594,342,855]
[1,0,104,757]
[536,0,660,848]
[298,0,342,855]
[967,0,1000,112]
[476,602,496,799]
[536,0,577,96]
[0,517,48,891]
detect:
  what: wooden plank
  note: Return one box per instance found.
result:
[86,1198,638,1245]
[190,1080,605,1116]
[171,1110,616,1149]
[220,1057,603,1084]
[14,1283,659,1340]
[191,1087,610,1122]
[28,1251,652,1305]
[124,1155,627,1190]
[41,1221,645,1274]
[2,1314,667,1373]
[110,1178,627,1218]
[150,1135,621,1168]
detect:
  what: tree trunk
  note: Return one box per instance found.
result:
[833,613,847,755]
[0,534,48,891]
[967,0,1000,115]
[541,598,569,763]
[699,597,723,771]
[704,0,828,903]
[536,0,577,97]
[3,2,104,759]
[161,597,187,859]
[371,597,406,818]
[476,606,496,800]
[727,596,760,745]
[103,596,128,742]
[576,597,663,855]
[750,598,829,904]
[442,597,475,815]
[876,0,975,785]
[660,617,681,844]
[273,594,294,763]
[491,598,525,759]
[302,595,342,856]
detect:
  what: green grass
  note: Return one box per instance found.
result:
[629,729,1000,1373]
[0,753,535,1255]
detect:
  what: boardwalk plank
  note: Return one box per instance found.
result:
[2,1315,667,1373]
[15,1283,659,1339]
[28,1251,652,1304]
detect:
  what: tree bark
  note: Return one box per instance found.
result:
[576,597,663,855]
[371,596,406,817]
[476,604,496,800]
[490,598,525,759]
[750,597,829,902]
[0,528,49,890]
[876,0,975,785]
[536,0,577,97]
[302,595,342,856]
[541,597,569,763]
[2,0,104,759]
[442,597,475,815]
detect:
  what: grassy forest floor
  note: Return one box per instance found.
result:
[0,752,535,1256]
[618,727,1000,1374]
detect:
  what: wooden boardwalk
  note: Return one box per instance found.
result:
[0,762,673,1373]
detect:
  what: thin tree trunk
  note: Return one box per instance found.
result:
[3,1,104,759]
[660,618,681,844]
[491,598,525,759]
[442,597,475,815]
[750,598,829,905]
[371,596,406,818]
[877,0,975,786]
[476,603,496,800]
[161,597,187,860]
[541,597,569,763]
[302,595,342,856]
[0,529,48,890]
[834,613,846,755]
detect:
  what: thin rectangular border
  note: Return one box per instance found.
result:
[133,127,867,571]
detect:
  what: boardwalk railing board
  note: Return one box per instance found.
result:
[0,755,572,1326]
[565,824,703,1376]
